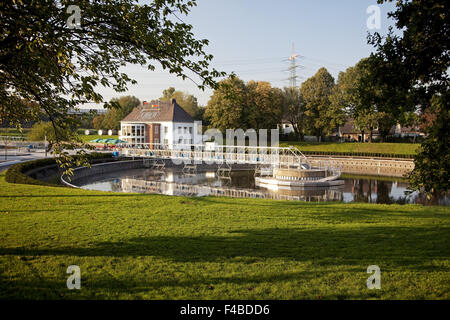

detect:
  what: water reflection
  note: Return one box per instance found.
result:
[342,177,448,205]
[343,178,410,204]
[75,168,448,205]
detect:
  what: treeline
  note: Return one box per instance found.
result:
[203,60,424,143]
[92,96,140,131]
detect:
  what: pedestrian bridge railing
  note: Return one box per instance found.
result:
[118,143,311,169]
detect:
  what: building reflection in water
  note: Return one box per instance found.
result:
[77,168,448,205]
[118,169,343,202]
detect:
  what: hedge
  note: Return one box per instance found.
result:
[300,150,414,159]
[5,152,114,187]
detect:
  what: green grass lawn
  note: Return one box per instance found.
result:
[0,172,448,299]
[280,142,419,155]
[0,129,118,143]
[79,135,119,143]
[0,128,30,138]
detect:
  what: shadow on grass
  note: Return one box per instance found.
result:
[1,227,448,267]
[0,267,380,300]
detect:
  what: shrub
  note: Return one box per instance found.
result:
[5,158,59,186]
[28,121,79,142]
[28,121,57,141]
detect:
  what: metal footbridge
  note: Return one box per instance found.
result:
[119,143,311,169]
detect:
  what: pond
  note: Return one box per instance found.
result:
[74,168,448,205]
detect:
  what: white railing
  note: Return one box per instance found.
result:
[118,143,305,167]
[117,143,341,175]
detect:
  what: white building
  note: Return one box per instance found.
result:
[119,99,202,147]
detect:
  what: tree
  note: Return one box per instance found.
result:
[330,57,394,142]
[409,94,449,195]
[160,87,200,119]
[204,76,247,132]
[245,81,283,131]
[28,121,75,141]
[205,77,285,132]
[78,110,97,129]
[369,0,449,195]
[114,96,140,122]
[353,109,384,143]
[101,109,117,130]
[300,68,344,141]
[357,57,400,142]
[92,114,105,131]
[193,106,208,125]
[400,111,421,143]
[282,87,306,141]
[0,0,224,172]
[98,95,140,130]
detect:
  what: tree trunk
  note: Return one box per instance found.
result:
[368,127,373,143]
[300,132,304,142]
[317,128,322,142]
[293,125,302,142]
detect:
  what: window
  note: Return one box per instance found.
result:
[178,138,183,144]
[164,139,169,145]
[164,126,168,134]
[178,127,182,134]
[184,127,188,133]
[189,127,193,134]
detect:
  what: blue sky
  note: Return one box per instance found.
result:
[87,0,398,108]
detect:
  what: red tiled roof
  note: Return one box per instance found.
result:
[121,99,194,123]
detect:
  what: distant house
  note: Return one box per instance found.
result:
[392,123,424,138]
[337,118,424,142]
[337,119,376,142]
[119,99,202,147]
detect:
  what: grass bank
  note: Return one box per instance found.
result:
[79,135,119,143]
[280,142,419,156]
[0,129,118,143]
[0,128,30,138]
[0,172,448,299]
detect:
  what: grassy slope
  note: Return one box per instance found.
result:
[280,142,419,155]
[0,128,30,137]
[0,128,118,143]
[78,135,119,143]
[0,173,448,300]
